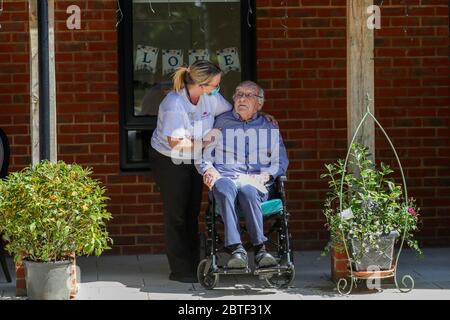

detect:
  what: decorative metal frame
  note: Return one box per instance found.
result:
[336,95,415,295]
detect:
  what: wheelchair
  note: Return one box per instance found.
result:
[197,176,295,289]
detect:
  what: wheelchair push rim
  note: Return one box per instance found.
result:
[264,265,295,289]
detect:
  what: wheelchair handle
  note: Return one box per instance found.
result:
[276,175,287,196]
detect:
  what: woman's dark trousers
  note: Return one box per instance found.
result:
[149,146,203,277]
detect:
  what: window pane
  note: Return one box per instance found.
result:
[132,0,241,117]
[127,130,153,163]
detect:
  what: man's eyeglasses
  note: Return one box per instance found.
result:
[233,92,262,100]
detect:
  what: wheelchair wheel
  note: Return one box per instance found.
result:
[288,233,294,263]
[197,259,219,290]
[265,265,295,289]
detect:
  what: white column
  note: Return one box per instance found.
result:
[347,0,375,160]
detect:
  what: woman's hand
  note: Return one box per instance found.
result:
[204,168,221,190]
[202,128,222,148]
[260,112,279,127]
[167,136,192,149]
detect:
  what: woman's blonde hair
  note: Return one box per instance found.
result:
[172,60,222,92]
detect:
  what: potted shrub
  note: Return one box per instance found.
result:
[0,160,113,300]
[321,143,421,272]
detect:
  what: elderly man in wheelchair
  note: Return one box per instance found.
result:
[196,81,294,289]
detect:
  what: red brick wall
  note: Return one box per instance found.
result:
[256,0,449,251]
[0,0,449,255]
[0,1,30,169]
[257,0,348,250]
[55,0,119,255]
[53,0,164,255]
[373,0,450,246]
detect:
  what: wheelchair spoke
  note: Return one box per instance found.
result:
[197,259,219,290]
[265,266,295,289]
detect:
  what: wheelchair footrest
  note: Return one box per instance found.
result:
[254,265,292,277]
[213,267,252,275]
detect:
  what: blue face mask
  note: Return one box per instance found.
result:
[208,85,220,97]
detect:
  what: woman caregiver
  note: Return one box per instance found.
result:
[149,60,276,283]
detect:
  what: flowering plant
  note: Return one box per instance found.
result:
[0,161,113,262]
[321,143,422,259]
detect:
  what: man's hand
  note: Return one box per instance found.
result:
[204,168,221,190]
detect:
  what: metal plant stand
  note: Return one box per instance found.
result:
[336,95,414,295]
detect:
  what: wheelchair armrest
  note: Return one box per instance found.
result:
[277,175,287,183]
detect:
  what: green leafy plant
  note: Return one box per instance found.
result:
[0,160,113,263]
[320,143,422,260]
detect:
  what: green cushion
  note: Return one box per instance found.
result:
[215,198,283,218]
[261,199,283,216]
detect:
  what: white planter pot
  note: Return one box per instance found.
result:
[350,231,399,271]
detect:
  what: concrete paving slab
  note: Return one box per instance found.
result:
[76,286,101,300]
[78,286,150,300]
[147,286,201,300]
[193,290,283,300]
[432,281,450,290]
[1,249,450,300]
[143,276,174,287]
[0,282,24,300]
[0,258,15,283]
[77,256,98,267]
[96,263,142,274]
[78,272,98,283]
[242,288,302,300]
[96,287,149,300]
[137,254,168,264]
[96,255,139,265]
[96,275,145,287]
[410,270,450,281]
[81,280,142,288]
[77,263,98,282]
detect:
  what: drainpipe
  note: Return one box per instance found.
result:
[37,0,50,161]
